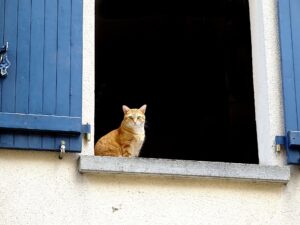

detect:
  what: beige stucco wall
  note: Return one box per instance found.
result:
[0,150,289,225]
[0,0,299,224]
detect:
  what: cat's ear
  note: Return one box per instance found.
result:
[139,104,147,114]
[122,105,130,114]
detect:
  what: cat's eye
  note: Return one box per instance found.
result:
[128,116,134,119]
[137,116,142,119]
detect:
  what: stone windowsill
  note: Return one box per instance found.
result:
[78,155,290,184]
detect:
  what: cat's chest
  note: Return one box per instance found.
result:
[121,133,144,144]
[129,134,145,142]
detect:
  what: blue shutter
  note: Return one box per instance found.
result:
[278,0,300,164]
[0,0,84,152]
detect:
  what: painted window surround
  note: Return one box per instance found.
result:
[79,0,290,183]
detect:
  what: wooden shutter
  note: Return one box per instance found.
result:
[0,0,84,152]
[278,0,300,164]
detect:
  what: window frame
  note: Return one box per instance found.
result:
[79,0,290,183]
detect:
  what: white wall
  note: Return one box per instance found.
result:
[0,0,300,225]
[0,150,288,225]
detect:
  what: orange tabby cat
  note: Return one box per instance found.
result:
[94,104,147,157]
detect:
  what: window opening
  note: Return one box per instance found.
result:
[95,0,258,163]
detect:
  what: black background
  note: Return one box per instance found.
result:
[95,0,258,163]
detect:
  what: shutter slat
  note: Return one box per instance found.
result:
[279,0,298,130]
[0,112,81,134]
[29,0,44,114]
[2,0,18,146]
[56,0,72,151]
[290,0,300,129]
[42,0,58,150]
[70,0,82,118]
[0,0,4,109]
[16,0,30,114]
[43,0,57,116]
[278,0,300,163]
[57,0,71,116]
[28,0,45,149]
[0,0,5,145]
[2,0,17,113]
[14,0,31,149]
[70,0,83,150]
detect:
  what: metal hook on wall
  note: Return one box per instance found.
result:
[59,140,66,159]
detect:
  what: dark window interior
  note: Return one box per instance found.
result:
[95,0,258,163]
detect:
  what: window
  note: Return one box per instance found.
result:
[95,0,258,163]
[0,0,295,180]
[83,0,291,182]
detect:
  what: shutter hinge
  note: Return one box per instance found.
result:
[58,124,91,159]
[275,136,286,152]
[287,131,300,148]
[82,123,91,141]
[275,131,300,152]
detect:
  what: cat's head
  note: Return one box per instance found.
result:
[121,104,147,129]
